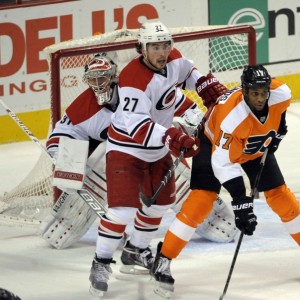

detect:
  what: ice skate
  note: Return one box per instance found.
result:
[151,242,175,298]
[89,254,115,298]
[120,241,154,275]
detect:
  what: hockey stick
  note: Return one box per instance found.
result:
[219,148,268,300]
[0,99,107,217]
[140,105,214,207]
[0,99,56,164]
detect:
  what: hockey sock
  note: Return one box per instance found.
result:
[265,184,300,245]
[161,189,217,259]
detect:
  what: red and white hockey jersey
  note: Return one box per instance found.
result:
[107,48,202,162]
[205,78,292,185]
[46,88,116,156]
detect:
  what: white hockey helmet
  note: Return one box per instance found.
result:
[83,53,117,105]
[137,21,173,49]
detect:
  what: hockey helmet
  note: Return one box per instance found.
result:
[241,65,271,90]
[137,21,173,49]
[83,53,117,105]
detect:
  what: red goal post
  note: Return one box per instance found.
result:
[0,24,256,226]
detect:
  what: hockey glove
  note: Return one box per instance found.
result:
[162,127,200,158]
[231,196,257,236]
[195,73,228,108]
[268,132,286,154]
[172,107,204,137]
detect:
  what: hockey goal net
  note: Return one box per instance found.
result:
[0,24,256,226]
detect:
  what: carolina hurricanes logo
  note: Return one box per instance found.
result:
[89,59,111,71]
[156,86,176,110]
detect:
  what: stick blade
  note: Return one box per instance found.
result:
[138,185,153,207]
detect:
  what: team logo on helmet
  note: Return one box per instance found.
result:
[138,21,173,48]
[241,65,271,89]
[88,58,112,72]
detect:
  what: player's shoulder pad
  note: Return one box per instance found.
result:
[119,56,154,91]
[66,89,101,125]
[217,86,242,104]
[167,47,182,61]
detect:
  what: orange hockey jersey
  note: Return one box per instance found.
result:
[204,78,292,185]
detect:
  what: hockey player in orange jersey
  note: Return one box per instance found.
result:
[151,64,300,298]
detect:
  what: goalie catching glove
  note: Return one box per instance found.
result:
[162,127,200,158]
[196,73,228,108]
[172,107,204,137]
[231,196,257,235]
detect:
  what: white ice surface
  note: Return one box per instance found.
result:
[0,103,300,300]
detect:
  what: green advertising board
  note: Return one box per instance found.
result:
[209,0,269,65]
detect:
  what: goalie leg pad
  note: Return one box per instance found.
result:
[39,142,109,249]
[38,192,97,249]
[196,196,238,243]
[53,137,89,191]
[171,158,191,213]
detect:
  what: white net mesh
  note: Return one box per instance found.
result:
[0,25,256,226]
[0,154,53,225]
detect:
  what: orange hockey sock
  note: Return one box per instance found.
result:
[265,184,300,245]
[161,189,217,259]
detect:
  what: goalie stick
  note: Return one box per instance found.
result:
[140,104,214,207]
[219,148,268,300]
[0,99,107,218]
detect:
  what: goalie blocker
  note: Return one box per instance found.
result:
[39,141,237,249]
[52,137,89,193]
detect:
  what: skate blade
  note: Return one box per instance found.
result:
[89,285,105,298]
[153,281,174,299]
[119,264,150,275]
[115,272,150,283]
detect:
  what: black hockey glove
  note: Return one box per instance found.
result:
[231,196,257,236]
[268,132,286,154]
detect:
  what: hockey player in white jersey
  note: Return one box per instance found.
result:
[40,52,236,252]
[46,52,118,158]
[39,52,119,248]
[40,51,235,252]
[88,21,231,298]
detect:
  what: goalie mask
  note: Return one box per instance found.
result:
[137,21,173,50]
[83,53,117,105]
